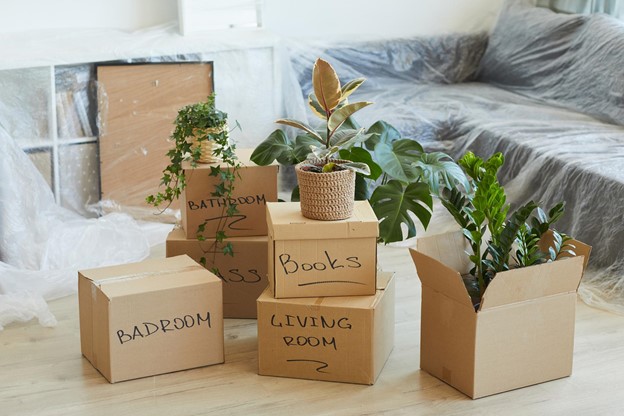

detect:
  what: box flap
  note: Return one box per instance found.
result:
[267,201,379,240]
[409,248,474,309]
[479,255,585,311]
[539,231,592,272]
[415,230,473,275]
[258,272,392,310]
[167,226,268,243]
[79,255,219,298]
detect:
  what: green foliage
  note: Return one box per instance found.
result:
[441,151,574,303]
[250,58,468,244]
[146,93,241,264]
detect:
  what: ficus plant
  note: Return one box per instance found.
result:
[251,58,469,244]
[147,94,241,269]
[441,151,576,307]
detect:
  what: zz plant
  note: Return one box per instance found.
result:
[251,58,468,243]
[147,94,241,266]
[441,151,575,305]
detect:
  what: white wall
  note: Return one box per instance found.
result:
[0,0,177,33]
[262,0,504,38]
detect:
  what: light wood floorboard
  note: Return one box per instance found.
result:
[2,243,624,415]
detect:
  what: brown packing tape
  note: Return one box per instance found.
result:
[92,265,202,286]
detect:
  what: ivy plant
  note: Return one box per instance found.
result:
[147,94,241,266]
[441,151,576,306]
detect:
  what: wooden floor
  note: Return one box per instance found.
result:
[2,243,624,415]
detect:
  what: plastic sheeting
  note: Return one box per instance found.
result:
[0,129,173,329]
[285,4,624,314]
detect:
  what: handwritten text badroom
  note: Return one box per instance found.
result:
[271,313,352,351]
[116,312,212,345]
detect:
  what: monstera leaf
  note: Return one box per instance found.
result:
[413,151,470,196]
[374,139,424,183]
[370,180,433,244]
[365,120,401,150]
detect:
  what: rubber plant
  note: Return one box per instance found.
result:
[251,58,468,241]
[147,94,241,270]
[440,151,575,308]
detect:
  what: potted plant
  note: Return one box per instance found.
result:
[410,151,592,399]
[251,58,468,240]
[147,93,241,263]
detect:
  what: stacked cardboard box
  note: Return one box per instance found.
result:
[166,149,278,318]
[257,201,395,385]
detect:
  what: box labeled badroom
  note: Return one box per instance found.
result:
[267,201,378,298]
[181,148,278,239]
[78,255,224,383]
[257,272,395,385]
[410,230,591,399]
[166,227,268,319]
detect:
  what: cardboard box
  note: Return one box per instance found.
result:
[267,201,378,298]
[257,272,395,385]
[410,230,592,399]
[166,227,268,319]
[78,255,224,383]
[180,148,278,239]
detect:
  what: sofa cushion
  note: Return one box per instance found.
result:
[478,0,624,126]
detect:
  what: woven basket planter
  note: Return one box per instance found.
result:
[192,124,227,163]
[295,159,356,221]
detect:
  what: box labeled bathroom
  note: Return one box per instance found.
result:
[180,148,278,239]
[166,227,268,318]
[78,255,224,383]
[267,201,378,298]
[410,230,591,399]
[257,272,394,385]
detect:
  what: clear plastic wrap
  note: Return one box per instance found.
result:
[0,128,172,329]
[283,5,624,314]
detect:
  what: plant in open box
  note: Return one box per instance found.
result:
[441,151,579,309]
[251,58,468,239]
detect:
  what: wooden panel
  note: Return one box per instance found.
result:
[97,63,213,209]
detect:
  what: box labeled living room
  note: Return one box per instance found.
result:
[257,272,395,385]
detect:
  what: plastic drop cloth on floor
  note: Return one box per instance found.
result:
[284,3,624,314]
[0,129,173,330]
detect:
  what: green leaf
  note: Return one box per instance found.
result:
[341,162,371,175]
[374,139,423,183]
[327,102,372,133]
[370,180,433,244]
[293,134,320,162]
[365,120,401,150]
[412,151,470,196]
[291,185,300,202]
[339,147,382,180]
[354,174,370,200]
[250,129,295,165]
[275,119,323,143]
[340,78,365,102]
[313,58,342,113]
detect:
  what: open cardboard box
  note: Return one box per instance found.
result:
[410,230,591,399]
[257,271,395,385]
[180,148,278,239]
[78,255,224,383]
[267,201,379,298]
[166,227,268,319]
